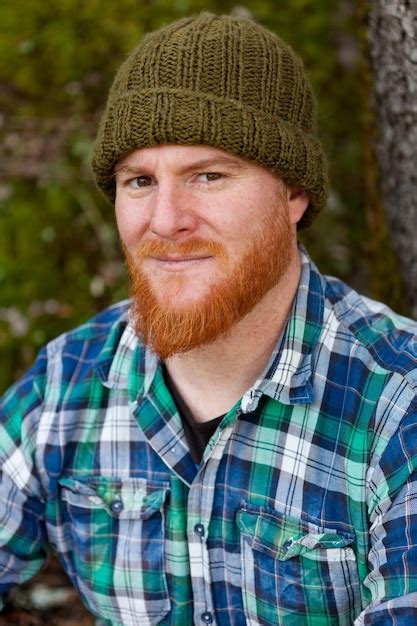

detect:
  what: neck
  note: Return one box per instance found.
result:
[164,246,301,422]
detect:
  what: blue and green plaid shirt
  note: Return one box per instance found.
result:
[1,249,417,625]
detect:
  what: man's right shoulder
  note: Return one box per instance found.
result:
[45,299,131,357]
[1,300,132,406]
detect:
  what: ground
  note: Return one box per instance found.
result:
[0,557,94,625]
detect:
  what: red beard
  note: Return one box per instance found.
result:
[125,203,292,359]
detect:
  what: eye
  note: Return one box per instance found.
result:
[198,172,223,182]
[130,175,153,188]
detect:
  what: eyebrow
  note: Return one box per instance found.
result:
[113,165,145,178]
[180,157,247,173]
[114,156,247,177]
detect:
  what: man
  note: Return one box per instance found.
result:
[1,11,416,626]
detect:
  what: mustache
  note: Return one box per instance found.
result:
[133,238,226,260]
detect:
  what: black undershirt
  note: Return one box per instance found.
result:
[162,364,224,464]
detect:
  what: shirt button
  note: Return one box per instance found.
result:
[110,499,123,514]
[194,523,205,537]
[282,539,292,552]
[201,611,213,624]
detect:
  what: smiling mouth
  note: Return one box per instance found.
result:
[149,255,214,269]
[152,255,212,262]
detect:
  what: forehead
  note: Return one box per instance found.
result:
[116,144,261,172]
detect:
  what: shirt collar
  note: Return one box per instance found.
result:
[95,247,325,408]
[241,247,324,412]
[94,307,153,397]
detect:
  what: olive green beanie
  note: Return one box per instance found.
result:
[92,12,328,228]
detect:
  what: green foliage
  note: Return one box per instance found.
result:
[0,0,405,392]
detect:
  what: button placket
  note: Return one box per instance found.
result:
[189,430,235,626]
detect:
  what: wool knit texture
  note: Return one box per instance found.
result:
[92,12,329,228]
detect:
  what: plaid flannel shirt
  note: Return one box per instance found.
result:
[1,249,417,626]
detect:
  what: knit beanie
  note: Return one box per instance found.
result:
[92,12,328,228]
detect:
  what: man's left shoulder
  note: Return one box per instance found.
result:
[323,274,417,381]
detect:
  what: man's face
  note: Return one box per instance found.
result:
[115,145,305,358]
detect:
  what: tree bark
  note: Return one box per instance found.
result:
[367,0,417,317]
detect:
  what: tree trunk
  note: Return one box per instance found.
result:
[367,0,417,318]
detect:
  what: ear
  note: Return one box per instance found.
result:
[287,186,309,226]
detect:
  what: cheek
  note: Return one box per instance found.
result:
[115,200,148,248]
[222,207,262,244]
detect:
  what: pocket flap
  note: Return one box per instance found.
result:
[59,476,170,519]
[282,531,354,560]
[236,502,355,561]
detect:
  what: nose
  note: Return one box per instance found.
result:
[148,181,198,240]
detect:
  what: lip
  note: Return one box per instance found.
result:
[152,255,213,262]
[148,255,214,270]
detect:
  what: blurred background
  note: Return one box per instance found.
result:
[0,0,410,395]
[0,1,414,621]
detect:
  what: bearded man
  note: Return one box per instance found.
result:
[1,12,417,626]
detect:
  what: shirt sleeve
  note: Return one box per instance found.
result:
[356,402,417,625]
[0,348,50,609]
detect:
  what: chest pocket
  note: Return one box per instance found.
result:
[59,476,170,625]
[236,502,362,626]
